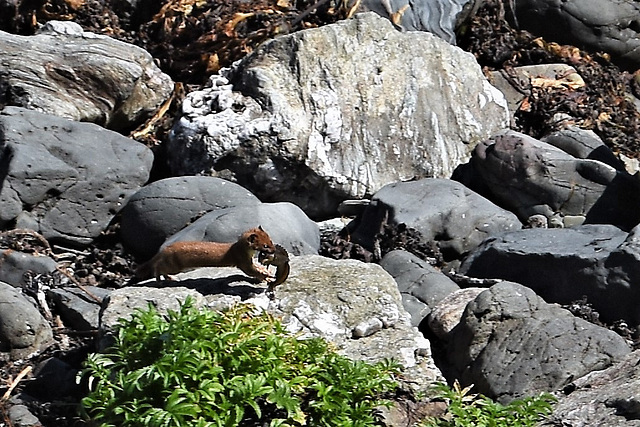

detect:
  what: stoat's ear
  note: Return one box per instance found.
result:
[258,225,264,231]
[248,232,258,243]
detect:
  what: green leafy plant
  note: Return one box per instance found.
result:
[421,380,556,427]
[80,298,400,426]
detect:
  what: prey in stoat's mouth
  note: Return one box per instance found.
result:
[259,244,290,293]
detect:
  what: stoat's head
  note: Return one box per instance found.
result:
[244,225,275,255]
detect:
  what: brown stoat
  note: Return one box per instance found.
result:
[135,227,275,281]
[259,244,290,293]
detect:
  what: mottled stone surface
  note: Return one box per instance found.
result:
[541,350,640,427]
[447,282,631,403]
[104,255,444,393]
[168,12,508,218]
[427,287,485,340]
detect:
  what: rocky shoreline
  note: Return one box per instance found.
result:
[3,1,640,426]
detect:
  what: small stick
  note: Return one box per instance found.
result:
[1,366,32,403]
[55,266,103,304]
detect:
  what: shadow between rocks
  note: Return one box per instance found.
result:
[137,274,266,299]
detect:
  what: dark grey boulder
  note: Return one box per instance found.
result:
[352,178,521,260]
[47,286,111,331]
[380,250,459,327]
[459,225,630,324]
[120,176,261,259]
[541,349,640,427]
[163,202,320,256]
[0,249,57,288]
[0,107,153,246]
[472,130,640,230]
[446,282,631,403]
[605,224,640,327]
[0,281,53,360]
[507,0,640,71]
[0,20,173,130]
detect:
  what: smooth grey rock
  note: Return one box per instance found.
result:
[0,21,173,130]
[352,178,521,260]
[460,225,631,324]
[361,0,484,43]
[380,250,459,327]
[508,0,640,71]
[270,255,443,392]
[47,286,110,331]
[0,281,53,360]
[542,126,626,171]
[427,287,485,340]
[0,107,153,246]
[163,202,320,256]
[120,176,261,259]
[168,12,509,219]
[0,249,57,288]
[316,217,353,237]
[541,350,640,427]
[447,282,631,403]
[472,130,640,230]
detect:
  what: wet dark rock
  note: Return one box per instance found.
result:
[459,225,633,324]
[508,0,640,71]
[352,178,521,261]
[380,250,459,327]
